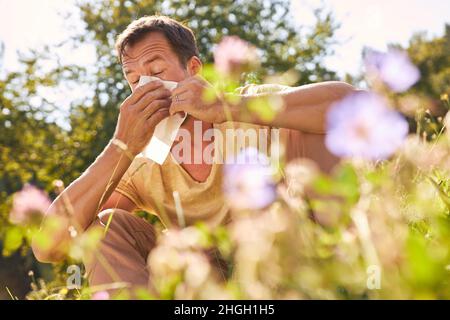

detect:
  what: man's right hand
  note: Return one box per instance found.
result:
[113,79,172,156]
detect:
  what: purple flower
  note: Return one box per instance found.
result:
[213,36,259,75]
[223,148,276,210]
[9,184,51,225]
[365,48,420,93]
[325,92,409,160]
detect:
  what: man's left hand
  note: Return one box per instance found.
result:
[169,76,227,124]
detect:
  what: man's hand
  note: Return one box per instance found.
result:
[114,79,172,156]
[169,76,227,124]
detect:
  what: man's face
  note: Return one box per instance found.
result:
[121,32,192,91]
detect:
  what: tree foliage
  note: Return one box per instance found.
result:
[407,24,450,100]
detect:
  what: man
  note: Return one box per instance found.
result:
[32,15,355,295]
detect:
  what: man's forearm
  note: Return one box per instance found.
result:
[54,140,134,228]
[230,81,355,134]
[32,140,134,261]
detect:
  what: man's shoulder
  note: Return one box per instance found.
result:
[235,83,292,95]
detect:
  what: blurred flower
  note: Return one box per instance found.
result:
[441,93,449,102]
[91,291,110,300]
[224,148,276,210]
[401,135,449,172]
[213,36,259,75]
[365,48,420,92]
[444,112,450,139]
[148,227,225,299]
[183,251,211,288]
[53,179,65,194]
[284,159,319,197]
[161,227,204,250]
[149,228,209,279]
[9,184,51,225]
[326,92,409,160]
[230,209,290,299]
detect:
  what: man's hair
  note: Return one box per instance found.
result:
[115,15,200,67]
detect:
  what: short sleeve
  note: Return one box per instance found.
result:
[115,157,147,209]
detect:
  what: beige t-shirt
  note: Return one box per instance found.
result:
[115,83,292,228]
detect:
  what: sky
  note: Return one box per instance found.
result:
[0,0,96,72]
[292,0,449,76]
[0,0,449,76]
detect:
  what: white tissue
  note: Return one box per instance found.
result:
[137,75,187,165]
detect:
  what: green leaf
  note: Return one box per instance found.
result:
[3,227,24,256]
[334,164,360,203]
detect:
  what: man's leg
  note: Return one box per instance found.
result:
[83,208,157,297]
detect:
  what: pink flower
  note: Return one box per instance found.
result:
[9,184,51,225]
[92,290,110,300]
[213,36,259,75]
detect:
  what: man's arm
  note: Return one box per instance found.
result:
[101,190,137,213]
[170,78,356,134]
[230,81,356,133]
[31,143,136,263]
[233,81,355,172]
[32,79,172,263]
[169,78,354,173]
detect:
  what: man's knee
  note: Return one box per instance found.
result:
[83,209,132,264]
[83,208,157,289]
[87,208,157,259]
[85,208,144,256]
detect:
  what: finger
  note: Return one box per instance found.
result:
[171,87,190,99]
[134,87,172,111]
[141,99,171,119]
[171,87,198,103]
[147,107,170,128]
[170,90,196,114]
[171,81,196,97]
[175,80,207,100]
[124,80,164,106]
[169,101,191,116]
[170,90,189,104]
